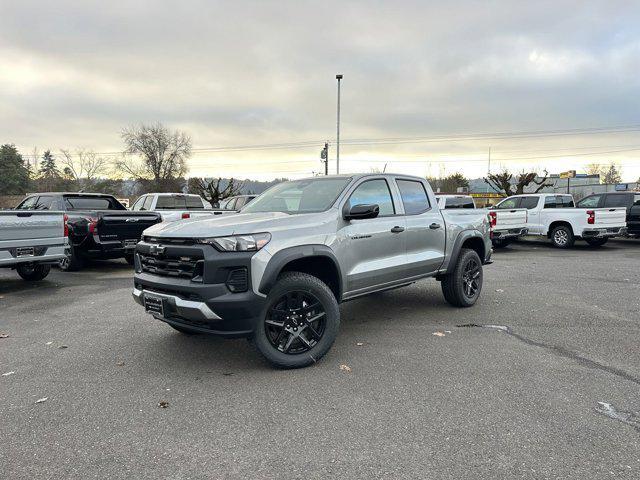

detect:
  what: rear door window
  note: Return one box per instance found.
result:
[224,198,237,210]
[519,196,540,209]
[397,180,430,214]
[544,196,558,208]
[560,196,575,207]
[603,194,629,208]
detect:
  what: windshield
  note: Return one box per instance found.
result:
[242,178,351,214]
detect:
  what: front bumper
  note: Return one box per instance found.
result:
[132,241,266,338]
[582,227,627,239]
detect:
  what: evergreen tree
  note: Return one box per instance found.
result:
[38,150,61,191]
[0,144,30,195]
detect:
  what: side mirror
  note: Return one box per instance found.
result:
[344,203,380,220]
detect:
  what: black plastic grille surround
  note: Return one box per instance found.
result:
[226,268,249,292]
[139,252,203,280]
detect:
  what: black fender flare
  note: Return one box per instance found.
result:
[258,245,344,299]
[446,230,486,274]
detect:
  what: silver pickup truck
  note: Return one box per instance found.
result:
[131,174,492,368]
[0,210,67,281]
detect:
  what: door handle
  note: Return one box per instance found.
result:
[429,223,441,230]
[390,226,405,233]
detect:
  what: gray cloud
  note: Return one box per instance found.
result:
[1,0,639,178]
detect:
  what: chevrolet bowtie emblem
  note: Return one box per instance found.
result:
[150,245,166,255]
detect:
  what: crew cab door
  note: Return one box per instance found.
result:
[339,178,406,294]
[395,178,445,276]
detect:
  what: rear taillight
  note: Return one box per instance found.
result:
[181,212,191,219]
[63,214,69,237]
[88,217,98,234]
[587,210,595,225]
[488,211,497,228]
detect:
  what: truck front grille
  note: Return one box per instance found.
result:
[139,253,203,279]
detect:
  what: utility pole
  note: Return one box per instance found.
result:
[487,146,491,175]
[320,142,329,175]
[336,74,343,174]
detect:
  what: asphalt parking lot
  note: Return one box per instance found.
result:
[1,239,639,479]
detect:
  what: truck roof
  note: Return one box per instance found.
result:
[506,193,572,198]
[28,192,116,197]
[145,193,201,197]
[300,173,428,182]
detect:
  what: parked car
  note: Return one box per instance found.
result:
[493,193,627,248]
[130,193,231,222]
[131,174,492,368]
[0,209,68,281]
[15,193,161,271]
[576,191,640,238]
[436,194,528,248]
[219,194,257,211]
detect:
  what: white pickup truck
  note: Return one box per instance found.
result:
[130,193,232,223]
[0,210,68,281]
[436,194,528,248]
[493,193,627,248]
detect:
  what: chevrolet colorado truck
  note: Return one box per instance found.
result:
[493,193,627,248]
[436,194,528,248]
[15,193,161,271]
[131,174,492,368]
[130,193,232,223]
[0,210,67,281]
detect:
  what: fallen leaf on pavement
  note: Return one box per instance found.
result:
[116,361,125,367]
[2,371,15,376]
[356,342,364,346]
[432,332,446,337]
[445,330,452,334]
[222,372,234,376]
[158,401,169,408]
[339,364,352,372]
[35,397,48,404]
[495,289,504,293]
[45,342,53,345]
[0,334,9,339]
[58,345,68,349]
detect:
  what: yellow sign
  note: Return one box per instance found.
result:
[560,170,576,179]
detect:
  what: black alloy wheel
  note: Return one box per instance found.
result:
[264,291,327,355]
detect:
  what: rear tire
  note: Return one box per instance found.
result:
[16,263,51,281]
[441,248,483,308]
[59,245,84,271]
[585,237,608,247]
[252,272,340,369]
[550,225,574,249]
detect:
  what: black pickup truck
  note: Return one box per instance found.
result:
[15,193,161,270]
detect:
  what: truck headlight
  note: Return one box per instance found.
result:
[197,233,271,252]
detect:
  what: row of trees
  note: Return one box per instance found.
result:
[0,123,245,205]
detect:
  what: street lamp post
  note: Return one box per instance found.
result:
[336,74,343,174]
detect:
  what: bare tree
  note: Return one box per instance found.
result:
[60,149,109,189]
[118,123,191,188]
[484,168,553,196]
[188,177,244,207]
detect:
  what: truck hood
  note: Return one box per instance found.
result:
[143,211,323,238]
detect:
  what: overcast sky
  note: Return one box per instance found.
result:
[1,0,639,180]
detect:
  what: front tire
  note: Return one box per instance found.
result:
[550,225,574,249]
[16,263,51,281]
[252,272,340,369]
[441,248,483,308]
[585,237,608,247]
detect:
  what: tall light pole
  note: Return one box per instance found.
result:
[336,74,343,174]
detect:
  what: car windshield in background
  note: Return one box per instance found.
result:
[64,196,125,210]
[242,178,351,214]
